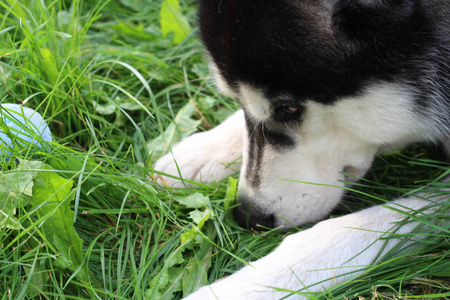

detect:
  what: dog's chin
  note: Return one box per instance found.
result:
[233,198,276,230]
[234,186,346,230]
[233,203,334,231]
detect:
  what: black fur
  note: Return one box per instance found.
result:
[244,116,295,188]
[199,0,450,229]
[199,0,449,116]
[233,196,275,229]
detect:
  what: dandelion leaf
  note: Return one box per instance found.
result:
[31,167,89,282]
[160,0,191,44]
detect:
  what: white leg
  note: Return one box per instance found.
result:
[154,110,244,186]
[184,193,444,300]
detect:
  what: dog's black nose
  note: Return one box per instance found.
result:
[233,204,275,230]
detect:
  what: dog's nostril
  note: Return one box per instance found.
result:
[233,205,275,230]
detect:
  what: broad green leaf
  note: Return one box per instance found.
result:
[182,231,212,297]
[159,268,185,300]
[167,249,185,267]
[0,160,43,229]
[24,261,46,298]
[173,192,209,209]
[111,22,154,41]
[0,160,43,202]
[160,0,191,44]
[0,201,20,230]
[225,177,238,200]
[149,270,169,298]
[224,177,238,211]
[92,100,116,115]
[120,101,143,111]
[147,102,201,164]
[39,48,60,86]
[147,242,186,299]
[31,168,89,282]
[188,209,213,225]
[180,230,196,245]
[182,260,210,297]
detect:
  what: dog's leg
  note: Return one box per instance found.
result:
[154,110,244,186]
[184,194,445,300]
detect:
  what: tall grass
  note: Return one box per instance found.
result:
[0,0,448,299]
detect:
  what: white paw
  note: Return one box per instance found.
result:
[154,110,244,186]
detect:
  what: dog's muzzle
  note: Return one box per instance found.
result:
[233,194,275,229]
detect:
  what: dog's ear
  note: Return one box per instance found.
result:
[331,0,423,47]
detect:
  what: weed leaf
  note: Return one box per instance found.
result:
[160,0,191,44]
[23,261,46,298]
[31,167,89,282]
[174,192,209,209]
[182,227,212,297]
[147,102,201,164]
[147,243,186,299]
[188,209,213,225]
[112,22,154,41]
[39,48,60,86]
[0,160,43,229]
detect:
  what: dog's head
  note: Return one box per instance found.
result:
[199,0,441,228]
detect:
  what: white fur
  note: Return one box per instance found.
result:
[153,81,446,298]
[236,81,438,227]
[184,194,443,300]
[209,61,238,98]
[154,110,244,187]
[154,82,437,225]
[239,84,272,121]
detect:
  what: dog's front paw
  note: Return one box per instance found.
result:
[154,110,244,186]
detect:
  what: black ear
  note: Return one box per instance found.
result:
[332,0,425,47]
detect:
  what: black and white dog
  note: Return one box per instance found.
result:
[155,0,450,299]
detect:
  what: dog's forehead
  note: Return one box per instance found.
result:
[200,0,434,107]
[199,0,357,104]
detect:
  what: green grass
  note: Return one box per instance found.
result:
[0,0,449,299]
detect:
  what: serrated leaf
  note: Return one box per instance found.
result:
[180,230,196,245]
[0,204,20,230]
[160,0,191,44]
[147,243,187,299]
[159,268,185,300]
[92,100,116,115]
[31,168,89,282]
[188,209,213,225]
[182,235,212,297]
[0,160,43,229]
[168,249,185,268]
[0,160,42,201]
[119,101,143,111]
[182,262,209,297]
[224,177,238,212]
[147,102,201,164]
[149,270,169,293]
[173,192,209,209]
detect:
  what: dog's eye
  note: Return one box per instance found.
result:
[273,105,302,123]
[282,106,299,114]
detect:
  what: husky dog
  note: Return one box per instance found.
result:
[155,0,449,298]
